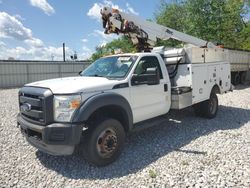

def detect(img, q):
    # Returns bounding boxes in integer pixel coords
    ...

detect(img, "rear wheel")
[193,102,204,117]
[232,72,240,85]
[240,71,247,84]
[79,118,125,166]
[193,91,218,119]
[202,92,218,119]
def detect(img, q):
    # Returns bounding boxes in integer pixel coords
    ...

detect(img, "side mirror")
[131,67,160,86]
[78,71,82,75]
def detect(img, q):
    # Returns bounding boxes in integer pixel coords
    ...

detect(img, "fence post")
[26,63,30,83]
[59,63,62,78]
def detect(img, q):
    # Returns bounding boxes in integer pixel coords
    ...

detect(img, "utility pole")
[51,54,54,61]
[63,43,66,62]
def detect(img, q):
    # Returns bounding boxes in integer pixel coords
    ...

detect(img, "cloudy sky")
[0,0,159,60]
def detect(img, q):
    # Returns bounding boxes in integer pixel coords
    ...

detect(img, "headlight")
[54,95,82,122]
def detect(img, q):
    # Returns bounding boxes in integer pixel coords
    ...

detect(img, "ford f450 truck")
[17,47,232,166]
[17,7,232,166]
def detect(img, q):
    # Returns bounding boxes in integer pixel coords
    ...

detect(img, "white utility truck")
[225,49,250,85]
[17,7,232,166]
[101,7,250,85]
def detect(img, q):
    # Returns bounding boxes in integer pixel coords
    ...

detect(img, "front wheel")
[79,118,125,166]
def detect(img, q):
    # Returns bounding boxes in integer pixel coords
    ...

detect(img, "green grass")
[181,161,189,166]
[149,169,157,178]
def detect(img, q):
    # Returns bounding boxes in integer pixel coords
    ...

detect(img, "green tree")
[105,36,136,53]
[91,36,136,61]
[155,0,187,47]
[91,0,250,59]
[90,46,104,61]
[155,0,250,49]
[240,22,250,49]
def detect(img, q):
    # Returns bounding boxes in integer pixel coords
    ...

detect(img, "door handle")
[164,84,168,92]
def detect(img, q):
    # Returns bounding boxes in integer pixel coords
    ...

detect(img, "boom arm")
[100,7,216,51]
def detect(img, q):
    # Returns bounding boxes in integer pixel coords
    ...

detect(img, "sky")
[0,0,161,60]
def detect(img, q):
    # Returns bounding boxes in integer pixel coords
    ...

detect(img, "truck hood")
[25,76,121,94]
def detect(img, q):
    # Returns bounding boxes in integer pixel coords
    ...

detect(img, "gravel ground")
[0,85,249,188]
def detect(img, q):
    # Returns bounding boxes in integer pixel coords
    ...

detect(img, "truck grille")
[19,87,53,125]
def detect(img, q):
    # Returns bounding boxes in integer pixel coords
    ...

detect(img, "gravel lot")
[0,85,249,188]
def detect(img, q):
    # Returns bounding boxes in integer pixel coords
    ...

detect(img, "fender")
[72,92,133,130]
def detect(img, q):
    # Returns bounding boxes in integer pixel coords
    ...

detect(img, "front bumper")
[17,114,84,156]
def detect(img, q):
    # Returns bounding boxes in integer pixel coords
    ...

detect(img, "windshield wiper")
[84,74,117,80]
[87,74,104,77]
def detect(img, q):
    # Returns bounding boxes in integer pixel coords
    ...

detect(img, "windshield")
[80,56,138,79]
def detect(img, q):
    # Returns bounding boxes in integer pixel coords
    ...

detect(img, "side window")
[134,56,163,79]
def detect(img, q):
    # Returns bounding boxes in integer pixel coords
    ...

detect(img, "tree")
[155,0,187,47]
[240,22,250,49]
[91,46,105,61]
[91,36,136,61]
[90,0,250,59]
[8,57,15,60]
[154,0,250,50]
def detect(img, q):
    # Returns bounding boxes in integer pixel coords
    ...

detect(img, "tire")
[240,71,247,84]
[79,118,125,166]
[231,73,235,85]
[193,92,218,119]
[232,72,240,85]
[193,102,204,117]
[202,92,218,119]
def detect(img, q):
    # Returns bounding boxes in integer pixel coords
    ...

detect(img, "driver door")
[130,56,170,123]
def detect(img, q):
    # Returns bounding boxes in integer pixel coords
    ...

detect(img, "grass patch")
[181,160,189,166]
[149,169,157,178]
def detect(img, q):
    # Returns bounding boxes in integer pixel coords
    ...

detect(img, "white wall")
[0,60,91,88]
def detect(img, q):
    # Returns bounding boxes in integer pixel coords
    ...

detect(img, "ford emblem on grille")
[21,103,32,112]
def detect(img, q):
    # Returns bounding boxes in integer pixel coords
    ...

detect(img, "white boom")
[100,7,216,51]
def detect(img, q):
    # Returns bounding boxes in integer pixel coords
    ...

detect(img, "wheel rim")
[96,128,118,158]
[209,97,217,115]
